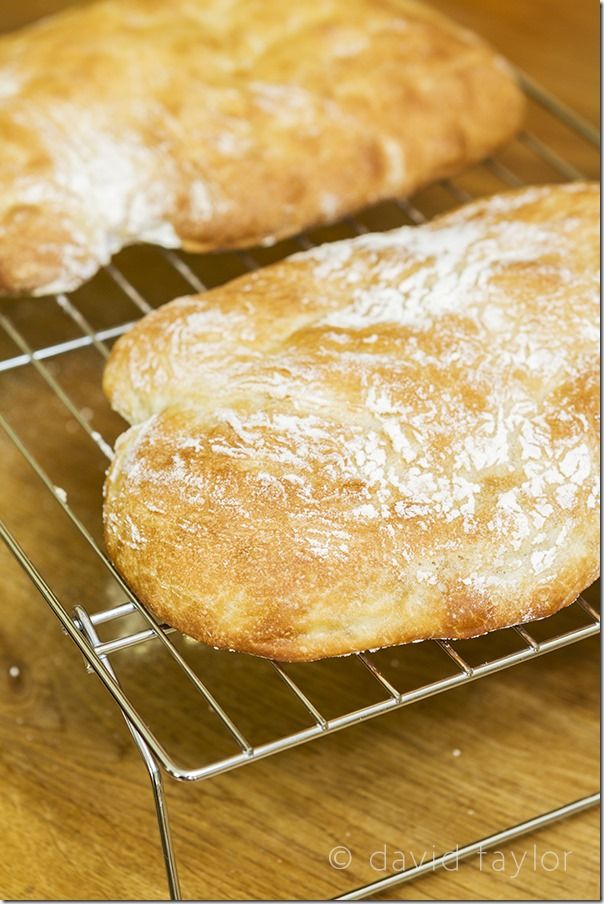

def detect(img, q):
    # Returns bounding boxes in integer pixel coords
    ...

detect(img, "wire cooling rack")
[0,72,600,900]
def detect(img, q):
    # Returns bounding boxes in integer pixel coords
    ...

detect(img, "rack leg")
[134,723,182,901]
[73,605,182,900]
[335,792,600,901]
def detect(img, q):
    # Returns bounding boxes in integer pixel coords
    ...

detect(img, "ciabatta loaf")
[0,0,524,296]
[103,184,600,661]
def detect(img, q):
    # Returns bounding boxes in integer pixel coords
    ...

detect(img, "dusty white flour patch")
[106,184,598,626]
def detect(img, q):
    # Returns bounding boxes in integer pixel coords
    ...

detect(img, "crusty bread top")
[104,184,599,661]
[0,0,523,295]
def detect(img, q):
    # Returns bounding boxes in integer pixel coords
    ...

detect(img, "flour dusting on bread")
[103,184,599,660]
[0,0,524,295]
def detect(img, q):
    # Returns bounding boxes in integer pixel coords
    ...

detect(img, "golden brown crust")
[103,184,600,661]
[0,0,524,296]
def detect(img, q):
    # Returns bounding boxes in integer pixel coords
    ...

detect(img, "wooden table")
[0,1,599,900]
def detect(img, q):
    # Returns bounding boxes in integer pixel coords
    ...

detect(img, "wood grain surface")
[0,1,599,901]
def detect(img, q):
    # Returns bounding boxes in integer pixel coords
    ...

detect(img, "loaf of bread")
[103,183,599,661]
[0,0,524,296]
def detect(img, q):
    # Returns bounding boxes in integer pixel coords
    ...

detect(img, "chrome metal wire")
[335,793,601,901]
[0,72,599,899]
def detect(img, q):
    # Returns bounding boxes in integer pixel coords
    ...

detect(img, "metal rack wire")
[0,71,600,900]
